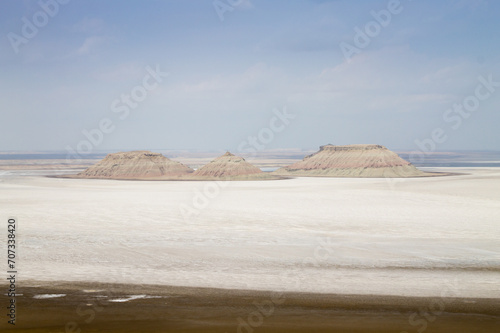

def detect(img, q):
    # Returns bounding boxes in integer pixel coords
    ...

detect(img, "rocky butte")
[192,152,282,180]
[75,151,193,179]
[274,144,441,178]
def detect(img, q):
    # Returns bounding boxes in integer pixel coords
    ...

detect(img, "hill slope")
[77,151,193,179]
[274,144,435,178]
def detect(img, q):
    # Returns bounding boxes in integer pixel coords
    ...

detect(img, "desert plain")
[0,157,499,332]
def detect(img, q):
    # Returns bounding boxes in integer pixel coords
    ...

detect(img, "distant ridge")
[274,144,440,178]
[60,145,449,180]
[76,151,193,179]
[62,151,285,181]
[193,152,263,177]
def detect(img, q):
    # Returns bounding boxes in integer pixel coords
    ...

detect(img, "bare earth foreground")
[2,282,499,332]
[0,167,499,331]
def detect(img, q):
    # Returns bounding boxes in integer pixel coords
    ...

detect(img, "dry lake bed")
[1,167,499,332]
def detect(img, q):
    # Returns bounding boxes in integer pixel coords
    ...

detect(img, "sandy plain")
[0,166,499,331]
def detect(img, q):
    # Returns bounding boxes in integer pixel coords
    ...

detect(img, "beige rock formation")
[193,152,263,178]
[274,144,439,178]
[76,151,193,179]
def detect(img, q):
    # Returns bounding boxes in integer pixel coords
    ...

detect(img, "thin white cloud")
[76,36,106,55]
[150,45,488,118]
[162,62,286,96]
[235,0,254,10]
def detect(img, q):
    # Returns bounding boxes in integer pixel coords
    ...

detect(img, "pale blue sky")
[1,0,499,153]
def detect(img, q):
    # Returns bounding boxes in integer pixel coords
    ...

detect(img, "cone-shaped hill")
[274,144,442,178]
[75,151,193,179]
[191,152,283,180]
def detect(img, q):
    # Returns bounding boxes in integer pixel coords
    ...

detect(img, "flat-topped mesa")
[319,144,385,151]
[301,144,411,169]
[193,151,262,177]
[274,144,427,178]
[77,151,193,179]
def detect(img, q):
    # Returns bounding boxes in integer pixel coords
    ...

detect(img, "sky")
[1,0,499,155]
